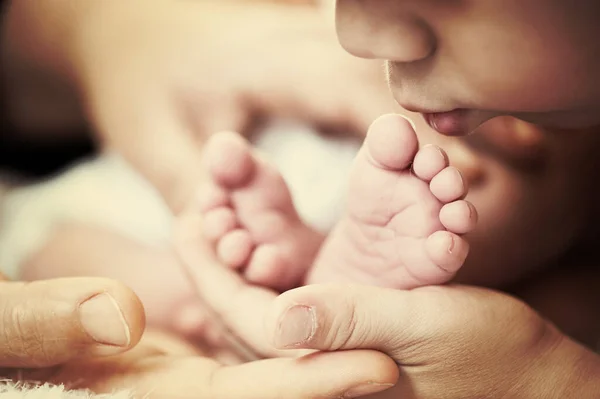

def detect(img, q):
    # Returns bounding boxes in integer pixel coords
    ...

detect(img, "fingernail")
[79,293,131,347]
[454,168,465,187]
[343,382,395,398]
[274,305,316,348]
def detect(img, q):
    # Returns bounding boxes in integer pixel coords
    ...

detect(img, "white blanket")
[0,119,361,279]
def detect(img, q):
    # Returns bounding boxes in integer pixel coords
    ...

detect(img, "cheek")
[447,18,589,112]
[458,48,582,112]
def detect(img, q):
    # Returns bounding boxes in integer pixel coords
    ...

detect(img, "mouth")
[422,109,471,136]
[393,100,472,136]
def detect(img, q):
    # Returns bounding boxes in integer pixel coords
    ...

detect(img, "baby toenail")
[447,234,455,254]
[431,145,447,162]
[467,202,477,220]
[454,168,463,181]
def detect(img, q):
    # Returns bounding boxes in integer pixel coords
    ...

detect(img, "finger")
[138,350,398,399]
[265,283,445,361]
[49,348,398,399]
[203,350,398,399]
[174,211,305,359]
[20,222,200,340]
[0,277,144,367]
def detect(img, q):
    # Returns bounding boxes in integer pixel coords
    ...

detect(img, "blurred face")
[336,0,600,135]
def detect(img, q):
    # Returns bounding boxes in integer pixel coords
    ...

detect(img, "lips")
[423,109,470,136]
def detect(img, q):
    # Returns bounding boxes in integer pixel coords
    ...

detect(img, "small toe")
[439,200,477,234]
[412,145,449,181]
[430,167,467,203]
[244,244,289,289]
[203,206,237,241]
[217,229,254,269]
[197,182,230,212]
[365,114,419,171]
[425,231,469,275]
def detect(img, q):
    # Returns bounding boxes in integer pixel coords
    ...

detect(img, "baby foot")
[306,114,477,289]
[199,131,323,291]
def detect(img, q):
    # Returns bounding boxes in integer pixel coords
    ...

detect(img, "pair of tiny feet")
[199,114,477,292]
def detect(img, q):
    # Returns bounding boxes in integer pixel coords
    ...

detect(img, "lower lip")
[423,109,469,136]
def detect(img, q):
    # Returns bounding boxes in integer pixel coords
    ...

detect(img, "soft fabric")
[0,119,360,279]
[0,382,130,399]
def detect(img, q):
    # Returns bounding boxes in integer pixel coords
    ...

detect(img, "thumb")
[0,276,145,367]
[265,284,441,361]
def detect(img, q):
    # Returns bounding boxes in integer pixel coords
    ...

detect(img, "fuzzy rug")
[0,382,131,399]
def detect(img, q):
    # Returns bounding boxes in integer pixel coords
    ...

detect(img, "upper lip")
[399,103,458,115]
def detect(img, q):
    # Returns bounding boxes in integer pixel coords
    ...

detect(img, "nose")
[335,0,435,62]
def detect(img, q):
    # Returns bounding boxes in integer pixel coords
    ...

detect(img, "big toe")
[365,114,419,171]
[205,131,256,188]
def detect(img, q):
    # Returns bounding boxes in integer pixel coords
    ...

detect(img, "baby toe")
[412,145,449,181]
[425,231,469,276]
[430,166,467,203]
[207,131,256,189]
[365,114,419,171]
[203,206,238,242]
[439,200,477,234]
[217,229,254,269]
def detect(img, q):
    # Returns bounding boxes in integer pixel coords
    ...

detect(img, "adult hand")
[6,329,398,399]
[0,275,144,367]
[175,207,291,359]
[172,229,600,399]
[5,0,391,339]
[5,0,392,213]
[264,284,600,399]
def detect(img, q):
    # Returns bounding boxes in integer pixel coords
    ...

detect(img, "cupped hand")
[5,329,398,399]
[264,284,600,399]
[176,195,600,398]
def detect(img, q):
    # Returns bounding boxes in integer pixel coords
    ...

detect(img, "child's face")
[336,0,600,134]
